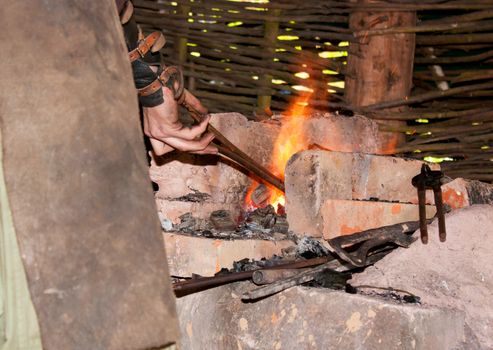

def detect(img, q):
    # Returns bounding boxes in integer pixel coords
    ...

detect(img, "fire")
[245,91,312,212]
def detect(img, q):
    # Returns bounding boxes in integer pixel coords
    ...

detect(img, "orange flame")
[269,92,312,208]
[244,91,312,212]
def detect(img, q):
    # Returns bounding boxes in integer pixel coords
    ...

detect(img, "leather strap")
[128,32,164,62]
[138,66,184,99]
[138,78,162,97]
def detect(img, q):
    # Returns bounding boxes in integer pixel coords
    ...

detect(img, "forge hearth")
[149,112,401,272]
[148,112,493,350]
[150,112,405,224]
[149,111,480,276]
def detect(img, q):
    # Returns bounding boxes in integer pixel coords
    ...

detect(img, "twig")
[362,81,493,111]
[354,20,493,37]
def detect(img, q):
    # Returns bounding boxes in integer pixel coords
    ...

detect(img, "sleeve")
[119,0,165,107]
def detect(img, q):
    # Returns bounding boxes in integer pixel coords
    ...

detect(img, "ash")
[294,236,330,259]
[231,255,286,272]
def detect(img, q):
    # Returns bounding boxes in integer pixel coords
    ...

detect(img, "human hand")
[142,87,218,155]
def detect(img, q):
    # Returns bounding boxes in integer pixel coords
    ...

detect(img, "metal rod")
[417,187,428,244]
[181,92,285,192]
[173,256,330,297]
[242,251,390,301]
[215,144,285,192]
[433,186,447,242]
[252,268,309,285]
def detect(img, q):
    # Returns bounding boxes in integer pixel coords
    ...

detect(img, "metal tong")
[411,164,446,244]
[167,66,285,192]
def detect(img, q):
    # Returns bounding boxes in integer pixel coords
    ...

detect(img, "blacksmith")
[0,1,213,348]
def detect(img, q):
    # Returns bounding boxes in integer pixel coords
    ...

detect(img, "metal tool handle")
[433,186,447,242]
[417,187,428,244]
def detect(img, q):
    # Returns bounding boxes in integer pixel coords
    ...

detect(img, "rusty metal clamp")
[412,164,446,244]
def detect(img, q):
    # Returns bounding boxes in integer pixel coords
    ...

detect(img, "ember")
[245,91,313,212]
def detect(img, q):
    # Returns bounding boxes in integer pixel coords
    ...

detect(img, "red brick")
[164,232,294,277]
[285,150,439,237]
[321,199,436,240]
[440,177,493,209]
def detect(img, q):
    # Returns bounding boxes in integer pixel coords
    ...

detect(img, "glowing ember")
[245,91,312,212]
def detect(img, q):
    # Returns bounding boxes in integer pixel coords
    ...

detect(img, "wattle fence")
[135,0,493,181]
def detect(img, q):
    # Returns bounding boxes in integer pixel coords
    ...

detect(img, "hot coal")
[168,208,292,241]
[250,184,271,208]
[209,210,237,231]
[244,205,289,234]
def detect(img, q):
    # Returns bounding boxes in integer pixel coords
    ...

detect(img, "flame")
[244,91,312,212]
[271,92,312,177]
[269,92,312,207]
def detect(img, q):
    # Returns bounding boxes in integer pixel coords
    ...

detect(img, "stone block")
[322,200,436,240]
[305,114,397,154]
[440,177,493,209]
[285,150,438,237]
[150,154,250,205]
[164,232,294,277]
[285,151,353,237]
[176,283,466,350]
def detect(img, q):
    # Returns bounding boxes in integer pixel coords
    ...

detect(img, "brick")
[176,283,466,350]
[440,177,493,209]
[352,153,440,204]
[285,151,353,237]
[164,232,294,277]
[321,199,436,240]
[285,150,439,237]
[150,154,250,205]
[305,114,397,154]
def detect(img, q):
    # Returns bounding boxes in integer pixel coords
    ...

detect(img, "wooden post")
[176,3,190,65]
[257,8,281,117]
[345,0,417,151]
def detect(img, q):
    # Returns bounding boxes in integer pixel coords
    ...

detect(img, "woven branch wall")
[135,0,493,181]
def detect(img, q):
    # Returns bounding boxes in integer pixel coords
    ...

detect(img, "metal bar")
[433,186,447,242]
[173,256,330,297]
[181,93,285,192]
[252,268,309,285]
[417,187,428,244]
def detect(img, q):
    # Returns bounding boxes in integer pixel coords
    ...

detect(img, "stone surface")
[176,283,466,350]
[440,178,493,209]
[164,232,294,277]
[321,200,436,239]
[285,150,438,237]
[304,114,400,154]
[351,205,493,348]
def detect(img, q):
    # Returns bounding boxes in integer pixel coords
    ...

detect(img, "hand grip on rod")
[181,91,285,192]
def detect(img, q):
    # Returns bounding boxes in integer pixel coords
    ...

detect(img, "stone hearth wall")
[150,112,399,224]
